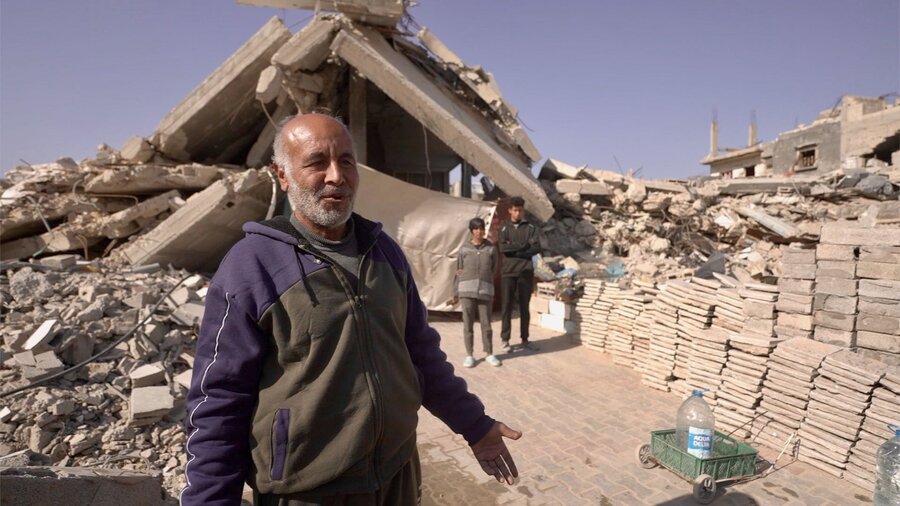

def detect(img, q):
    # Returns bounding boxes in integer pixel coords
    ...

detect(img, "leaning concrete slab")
[331,26,554,221]
[0,466,164,506]
[118,169,272,271]
[270,16,338,72]
[151,17,291,163]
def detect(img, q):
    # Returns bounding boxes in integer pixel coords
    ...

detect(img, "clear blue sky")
[2,1,898,179]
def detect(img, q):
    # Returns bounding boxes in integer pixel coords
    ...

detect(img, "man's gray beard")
[287,182,354,229]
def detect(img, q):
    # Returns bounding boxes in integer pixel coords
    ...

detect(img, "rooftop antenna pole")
[749,110,758,147]
[709,108,719,158]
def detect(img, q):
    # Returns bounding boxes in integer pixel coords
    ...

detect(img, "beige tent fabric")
[355,164,495,311]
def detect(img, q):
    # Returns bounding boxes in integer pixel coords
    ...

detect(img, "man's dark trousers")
[500,271,533,344]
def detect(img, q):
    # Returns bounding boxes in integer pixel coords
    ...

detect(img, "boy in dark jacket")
[454,217,500,368]
[181,114,521,505]
[499,197,541,352]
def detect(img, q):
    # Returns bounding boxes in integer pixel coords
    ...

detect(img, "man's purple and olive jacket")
[181,214,495,505]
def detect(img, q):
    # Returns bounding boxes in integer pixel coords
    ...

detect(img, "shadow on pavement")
[654,490,760,505]
[498,333,578,361]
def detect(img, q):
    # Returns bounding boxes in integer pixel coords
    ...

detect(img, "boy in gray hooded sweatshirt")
[454,217,501,367]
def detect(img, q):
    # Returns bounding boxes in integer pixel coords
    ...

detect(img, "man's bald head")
[273,113,354,172]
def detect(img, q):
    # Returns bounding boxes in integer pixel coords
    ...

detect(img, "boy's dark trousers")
[500,271,533,344]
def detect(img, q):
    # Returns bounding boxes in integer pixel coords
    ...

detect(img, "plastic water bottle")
[676,389,716,459]
[874,423,900,506]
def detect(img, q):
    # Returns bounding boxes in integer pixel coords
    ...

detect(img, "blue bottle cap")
[890,423,900,436]
[692,388,709,397]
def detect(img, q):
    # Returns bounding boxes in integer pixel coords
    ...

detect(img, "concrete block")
[859,297,900,318]
[774,325,813,340]
[856,261,900,281]
[743,317,775,336]
[547,300,573,319]
[0,466,164,506]
[816,244,856,261]
[124,292,155,309]
[174,369,193,390]
[151,16,290,162]
[814,311,856,331]
[49,400,75,416]
[255,65,283,103]
[858,279,900,301]
[813,293,858,315]
[0,407,12,423]
[857,313,900,335]
[129,363,166,388]
[815,277,858,297]
[272,16,338,71]
[858,246,900,264]
[814,326,856,348]
[119,136,155,163]
[120,169,272,272]
[816,260,856,279]
[170,302,206,327]
[782,249,816,264]
[778,278,815,295]
[820,223,900,246]
[579,181,611,196]
[780,263,816,280]
[129,386,174,426]
[776,313,814,331]
[538,313,576,334]
[742,300,775,319]
[66,433,100,456]
[36,254,79,270]
[776,293,814,314]
[554,179,582,194]
[856,330,900,354]
[529,297,550,314]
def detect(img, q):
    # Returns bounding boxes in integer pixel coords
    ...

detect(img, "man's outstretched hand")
[470,421,522,485]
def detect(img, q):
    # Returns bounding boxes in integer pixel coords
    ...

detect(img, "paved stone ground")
[417,316,874,506]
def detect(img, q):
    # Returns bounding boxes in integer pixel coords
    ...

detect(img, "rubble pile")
[0,262,207,501]
[535,158,900,284]
[1,156,274,272]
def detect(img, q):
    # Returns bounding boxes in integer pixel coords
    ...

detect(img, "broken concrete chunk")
[23,320,59,352]
[174,369,193,390]
[36,254,79,270]
[129,386,174,426]
[130,363,166,388]
[119,135,155,163]
[170,302,206,327]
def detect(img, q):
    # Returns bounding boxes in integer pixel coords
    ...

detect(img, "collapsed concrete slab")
[118,169,272,271]
[84,164,221,194]
[0,466,164,506]
[151,17,291,163]
[331,26,553,221]
[270,16,338,72]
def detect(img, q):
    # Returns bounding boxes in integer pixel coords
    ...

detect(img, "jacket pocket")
[271,408,289,481]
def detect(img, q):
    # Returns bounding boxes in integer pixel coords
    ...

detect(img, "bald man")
[181,114,521,506]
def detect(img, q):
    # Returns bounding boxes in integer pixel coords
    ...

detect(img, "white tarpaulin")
[355,164,495,311]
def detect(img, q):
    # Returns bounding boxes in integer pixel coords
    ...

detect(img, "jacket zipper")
[296,236,385,488]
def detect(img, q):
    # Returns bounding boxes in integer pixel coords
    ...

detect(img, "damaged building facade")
[703,95,900,178]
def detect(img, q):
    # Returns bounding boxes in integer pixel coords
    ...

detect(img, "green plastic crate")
[649,429,757,482]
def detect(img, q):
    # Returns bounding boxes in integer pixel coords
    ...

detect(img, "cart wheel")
[635,443,657,469]
[692,474,716,504]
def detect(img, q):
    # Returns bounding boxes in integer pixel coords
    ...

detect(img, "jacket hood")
[242,213,384,250]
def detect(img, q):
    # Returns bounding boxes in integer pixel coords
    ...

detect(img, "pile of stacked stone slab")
[670,280,717,395]
[606,287,645,367]
[713,280,781,439]
[752,338,841,451]
[774,246,816,340]
[845,366,900,491]
[641,284,679,392]
[796,350,885,478]
[572,279,605,350]
[0,262,208,499]
[630,279,658,376]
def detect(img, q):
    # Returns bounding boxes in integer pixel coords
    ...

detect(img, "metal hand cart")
[636,429,758,504]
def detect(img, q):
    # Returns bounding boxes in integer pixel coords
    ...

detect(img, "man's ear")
[273,163,290,192]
